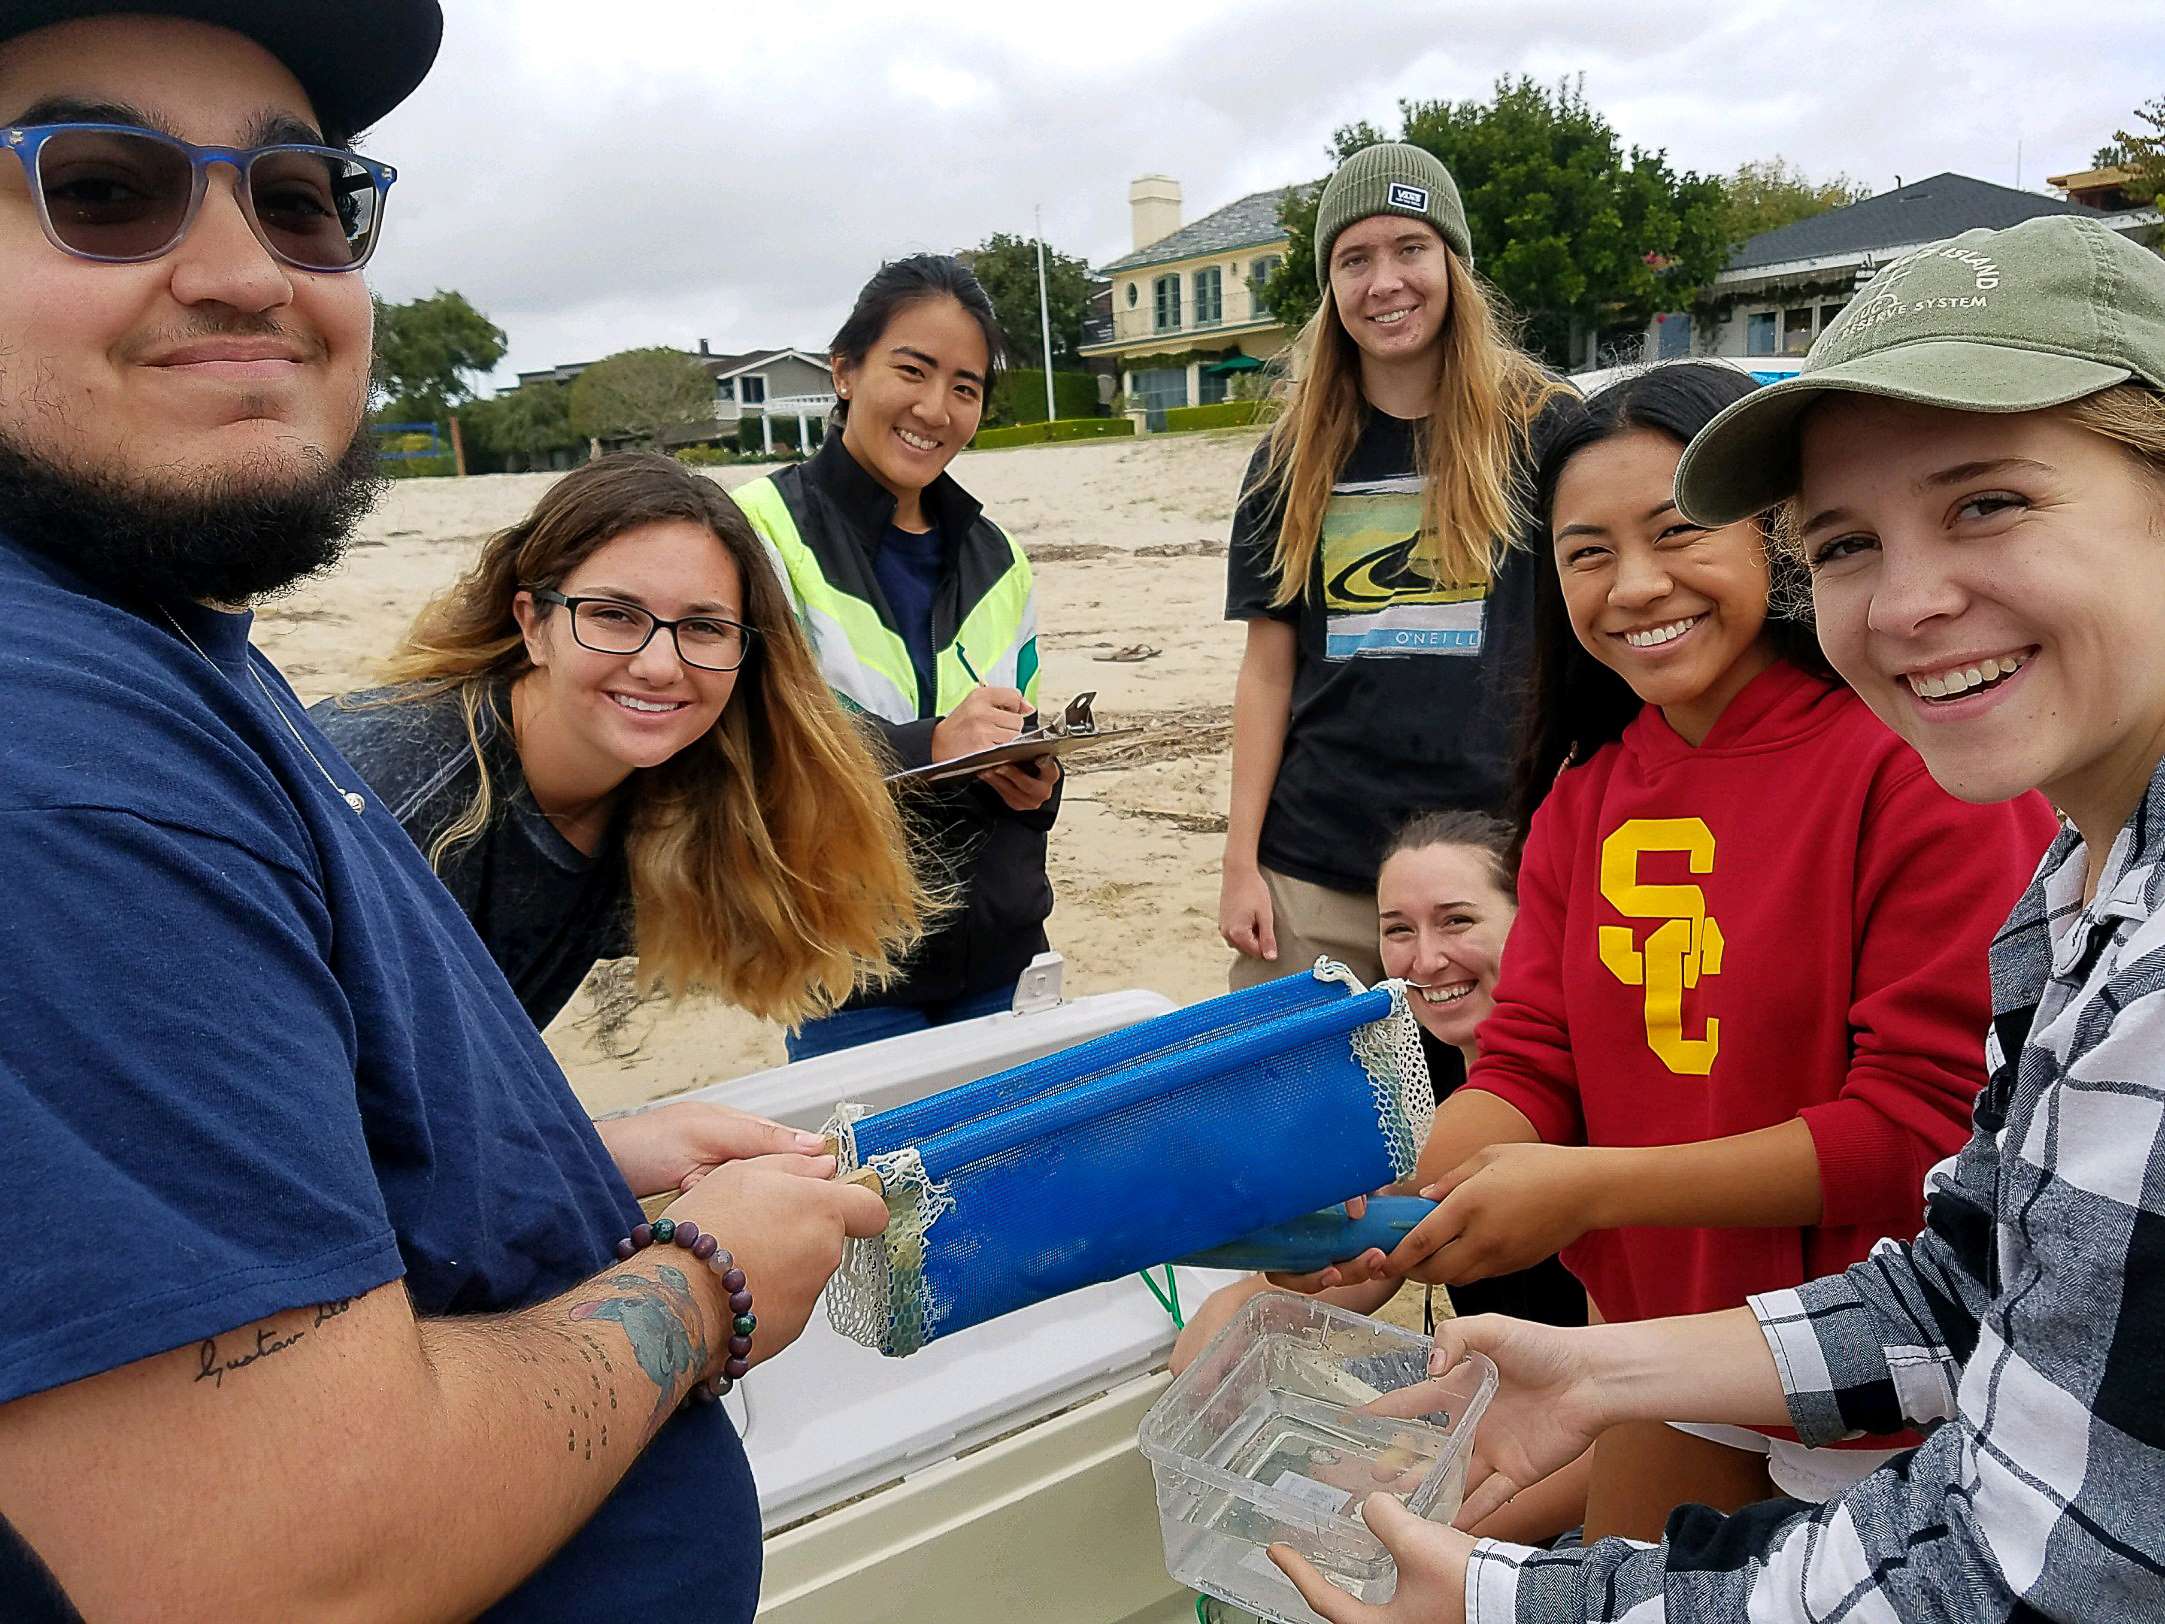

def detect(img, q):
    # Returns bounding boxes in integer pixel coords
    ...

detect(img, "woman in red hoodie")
[1388,361,2058,1537]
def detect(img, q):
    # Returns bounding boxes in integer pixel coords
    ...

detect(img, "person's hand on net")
[1269,1491,1475,1624]
[1421,1315,1615,1531]
[1261,1194,1389,1294]
[1394,1143,1612,1285]
[1217,863,1278,961]
[591,1099,830,1198]
[931,684,1028,760]
[662,1152,887,1369]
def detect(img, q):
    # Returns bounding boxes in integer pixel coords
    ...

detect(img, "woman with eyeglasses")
[313,452,932,1034]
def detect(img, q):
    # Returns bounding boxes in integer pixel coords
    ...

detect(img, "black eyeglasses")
[3,123,394,272]
[530,589,756,673]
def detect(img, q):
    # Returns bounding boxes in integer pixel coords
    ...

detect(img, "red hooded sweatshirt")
[1469,660,2057,1332]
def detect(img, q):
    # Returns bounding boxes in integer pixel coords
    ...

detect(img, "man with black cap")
[0,8,883,1618]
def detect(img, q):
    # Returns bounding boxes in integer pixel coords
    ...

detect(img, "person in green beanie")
[1268,213,2165,1624]
[1218,141,1570,1016]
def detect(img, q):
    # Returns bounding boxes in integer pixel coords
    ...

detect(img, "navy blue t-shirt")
[0,538,759,1620]
[872,521,943,717]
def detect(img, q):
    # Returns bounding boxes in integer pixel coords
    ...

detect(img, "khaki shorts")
[1227,865,1384,992]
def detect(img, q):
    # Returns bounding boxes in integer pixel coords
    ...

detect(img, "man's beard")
[0,425,385,605]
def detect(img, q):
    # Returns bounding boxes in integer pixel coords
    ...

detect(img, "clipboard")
[884,690,1144,787]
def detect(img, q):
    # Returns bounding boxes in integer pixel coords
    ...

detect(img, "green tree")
[1257,78,1731,370]
[371,289,506,425]
[462,380,577,470]
[966,232,1093,369]
[567,347,715,449]
[1719,158,1871,246]
[2106,97,2165,204]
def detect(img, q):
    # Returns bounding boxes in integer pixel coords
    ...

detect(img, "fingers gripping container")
[823,961,1431,1356]
[1138,1292,1497,1623]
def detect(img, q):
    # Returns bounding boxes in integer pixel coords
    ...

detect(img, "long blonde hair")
[379,453,934,1027]
[1257,249,1564,607]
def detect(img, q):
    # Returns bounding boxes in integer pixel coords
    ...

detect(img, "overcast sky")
[361,0,2165,389]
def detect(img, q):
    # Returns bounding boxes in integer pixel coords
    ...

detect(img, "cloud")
[361,0,2165,385]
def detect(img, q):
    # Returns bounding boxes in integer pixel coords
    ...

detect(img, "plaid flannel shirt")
[1468,766,2165,1622]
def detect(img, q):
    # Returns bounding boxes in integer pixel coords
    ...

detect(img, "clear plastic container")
[1138,1292,1496,1624]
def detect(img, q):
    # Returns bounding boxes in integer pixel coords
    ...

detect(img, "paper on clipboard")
[884,690,1144,786]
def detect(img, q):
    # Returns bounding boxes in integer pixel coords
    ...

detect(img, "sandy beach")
[263,429,1264,1117]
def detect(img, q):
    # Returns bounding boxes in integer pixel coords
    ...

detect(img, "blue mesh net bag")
[823,961,1432,1356]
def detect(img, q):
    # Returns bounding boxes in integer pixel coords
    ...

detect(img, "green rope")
[1194,1594,1210,1623]
[1141,1263,1184,1328]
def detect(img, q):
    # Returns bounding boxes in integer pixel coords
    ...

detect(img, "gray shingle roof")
[1727,172,2097,272]
[1099,184,1312,274]
[513,345,819,390]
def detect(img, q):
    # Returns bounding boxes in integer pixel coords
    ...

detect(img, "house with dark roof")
[511,339,834,452]
[1080,176,1311,425]
[1640,171,2160,364]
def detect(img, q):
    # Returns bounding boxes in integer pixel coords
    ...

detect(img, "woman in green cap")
[1267,213,2165,1622]
[1218,141,1570,1026]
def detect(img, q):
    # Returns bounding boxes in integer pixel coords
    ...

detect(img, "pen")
[956,646,985,687]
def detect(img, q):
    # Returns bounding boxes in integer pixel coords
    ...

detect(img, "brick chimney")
[1130,175,1181,252]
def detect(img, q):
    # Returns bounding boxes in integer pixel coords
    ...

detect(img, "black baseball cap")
[0,2,444,136]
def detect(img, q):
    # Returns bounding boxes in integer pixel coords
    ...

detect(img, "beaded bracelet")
[613,1217,756,1399]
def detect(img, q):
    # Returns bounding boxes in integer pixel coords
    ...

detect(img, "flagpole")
[1035,205,1056,424]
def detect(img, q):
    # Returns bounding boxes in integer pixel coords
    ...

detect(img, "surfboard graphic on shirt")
[1319,474,1488,659]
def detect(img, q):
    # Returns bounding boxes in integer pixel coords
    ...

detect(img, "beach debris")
[1095,644,1161,663]
[1023,541,1119,563]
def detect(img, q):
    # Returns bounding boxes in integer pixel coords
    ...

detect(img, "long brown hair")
[1256,248,1565,606]
[378,453,934,1026]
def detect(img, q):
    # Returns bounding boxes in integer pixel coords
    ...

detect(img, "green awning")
[1202,354,1264,376]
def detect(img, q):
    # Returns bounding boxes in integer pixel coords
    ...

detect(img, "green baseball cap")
[1674,214,2165,525]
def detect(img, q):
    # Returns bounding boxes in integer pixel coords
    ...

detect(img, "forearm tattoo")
[568,1264,708,1434]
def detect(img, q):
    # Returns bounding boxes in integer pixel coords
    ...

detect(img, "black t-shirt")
[1419,1030,1588,1329]
[1226,403,1562,894]
[313,686,634,1029]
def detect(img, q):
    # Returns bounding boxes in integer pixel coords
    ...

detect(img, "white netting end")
[821,1104,953,1356]
[1311,961,1434,1182]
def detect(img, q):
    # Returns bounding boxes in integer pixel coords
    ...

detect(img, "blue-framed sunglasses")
[3,123,394,272]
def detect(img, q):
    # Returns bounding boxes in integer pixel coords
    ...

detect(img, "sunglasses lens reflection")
[36,127,192,260]
[248,147,379,269]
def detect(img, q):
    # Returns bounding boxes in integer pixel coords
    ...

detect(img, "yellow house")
[1081,176,1306,425]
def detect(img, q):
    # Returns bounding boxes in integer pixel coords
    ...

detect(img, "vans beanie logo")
[1313,142,1474,291]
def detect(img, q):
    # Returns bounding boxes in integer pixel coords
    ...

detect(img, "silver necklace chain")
[159,607,367,815]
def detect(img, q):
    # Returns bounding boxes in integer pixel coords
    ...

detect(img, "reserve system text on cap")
[0,1,444,136]
[1674,213,2165,526]
[1314,142,1474,292]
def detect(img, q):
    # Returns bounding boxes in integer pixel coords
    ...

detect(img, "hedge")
[973,416,1136,450]
[1163,400,1266,432]
[382,453,458,479]
[989,367,1101,426]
